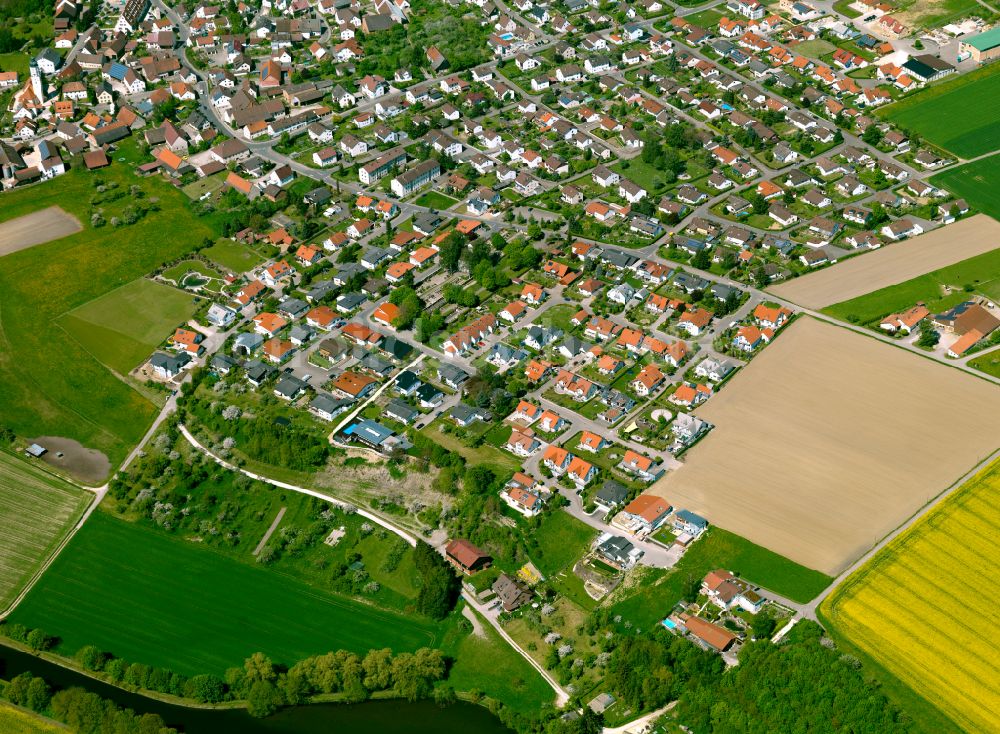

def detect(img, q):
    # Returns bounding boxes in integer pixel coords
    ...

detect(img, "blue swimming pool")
[499,32,515,40]
[662,618,677,630]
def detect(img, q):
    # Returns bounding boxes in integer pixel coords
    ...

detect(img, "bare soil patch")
[30,436,111,486]
[768,215,1000,309]
[649,318,1000,575]
[0,207,82,256]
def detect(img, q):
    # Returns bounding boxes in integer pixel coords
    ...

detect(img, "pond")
[0,643,513,734]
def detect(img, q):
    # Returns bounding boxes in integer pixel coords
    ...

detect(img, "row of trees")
[0,672,175,734]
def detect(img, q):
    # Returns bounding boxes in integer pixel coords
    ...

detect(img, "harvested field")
[767,215,1000,309]
[0,451,91,612]
[649,317,1000,575]
[820,458,1000,733]
[0,206,81,256]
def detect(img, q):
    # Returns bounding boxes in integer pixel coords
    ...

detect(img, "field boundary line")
[808,448,1000,616]
[253,507,287,556]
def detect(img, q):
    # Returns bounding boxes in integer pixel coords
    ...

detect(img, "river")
[0,643,512,733]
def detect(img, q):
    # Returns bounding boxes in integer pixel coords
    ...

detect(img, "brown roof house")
[445,539,491,574]
[491,573,532,611]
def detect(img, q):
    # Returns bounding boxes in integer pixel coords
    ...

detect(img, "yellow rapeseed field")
[821,458,1000,733]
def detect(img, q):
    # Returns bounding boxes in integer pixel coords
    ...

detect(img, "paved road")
[180,421,572,706]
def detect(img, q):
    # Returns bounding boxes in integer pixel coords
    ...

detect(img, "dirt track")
[0,207,82,256]
[767,215,1000,309]
[649,318,1000,575]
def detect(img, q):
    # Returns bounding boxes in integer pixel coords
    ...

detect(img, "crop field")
[930,152,1000,222]
[649,317,1000,575]
[881,64,1000,158]
[0,148,217,469]
[820,458,1000,734]
[9,513,443,676]
[822,245,1000,325]
[768,215,1000,309]
[0,451,90,612]
[60,279,199,375]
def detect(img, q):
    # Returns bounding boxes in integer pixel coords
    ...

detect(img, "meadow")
[201,239,266,274]
[930,152,1000,222]
[881,64,1000,158]
[650,318,1000,575]
[0,143,218,470]
[440,610,555,715]
[612,527,832,629]
[9,513,443,676]
[820,458,1000,734]
[822,245,1000,325]
[0,451,90,612]
[60,279,199,375]
[967,348,1000,378]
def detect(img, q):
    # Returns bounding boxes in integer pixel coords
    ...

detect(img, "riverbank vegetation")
[1,670,176,734]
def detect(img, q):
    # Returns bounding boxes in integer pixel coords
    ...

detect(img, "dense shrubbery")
[413,542,460,620]
[673,623,911,733]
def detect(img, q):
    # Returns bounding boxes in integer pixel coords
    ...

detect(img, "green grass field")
[202,239,266,274]
[0,452,90,612]
[60,279,199,375]
[528,511,596,578]
[9,513,443,676]
[413,191,458,210]
[822,247,1000,325]
[967,348,1000,378]
[0,145,218,469]
[881,65,1000,158]
[930,153,1000,222]
[0,52,29,78]
[441,608,554,715]
[613,527,833,629]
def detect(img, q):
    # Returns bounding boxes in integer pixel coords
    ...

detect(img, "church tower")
[29,59,44,101]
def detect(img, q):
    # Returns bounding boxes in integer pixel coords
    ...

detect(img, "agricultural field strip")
[767,215,1000,309]
[0,455,90,608]
[649,317,1000,575]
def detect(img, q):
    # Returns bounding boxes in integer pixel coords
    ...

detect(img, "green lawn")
[0,451,90,611]
[793,39,837,58]
[968,349,1000,378]
[612,527,832,629]
[822,247,1000,326]
[528,511,596,578]
[930,153,1000,221]
[60,279,199,375]
[9,513,444,676]
[440,607,554,715]
[202,239,266,274]
[881,64,1000,158]
[161,260,222,282]
[413,191,458,209]
[0,52,29,78]
[0,146,218,469]
[417,420,522,477]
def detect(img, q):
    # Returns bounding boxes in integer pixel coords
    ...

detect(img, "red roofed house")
[446,539,492,574]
